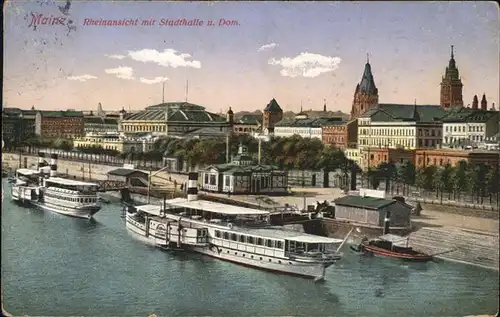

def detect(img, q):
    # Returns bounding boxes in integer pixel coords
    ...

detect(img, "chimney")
[472,95,479,110]
[481,94,487,110]
[50,153,58,177]
[37,152,45,171]
[37,152,46,186]
[383,210,391,235]
[187,172,199,201]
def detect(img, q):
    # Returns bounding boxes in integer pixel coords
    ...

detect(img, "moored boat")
[356,234,433,262]
[351,211,433,262]
[126,172,353,280]
[11,152,102,219]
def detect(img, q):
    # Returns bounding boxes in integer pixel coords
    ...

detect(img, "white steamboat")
[126,172,350,280]
[11,152,101,219]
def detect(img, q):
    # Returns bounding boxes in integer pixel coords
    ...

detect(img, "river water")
[1,180,498,316]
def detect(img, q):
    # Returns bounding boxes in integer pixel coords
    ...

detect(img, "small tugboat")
[351,211,433,262]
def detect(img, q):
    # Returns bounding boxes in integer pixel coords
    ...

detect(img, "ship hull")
[191,245,330,280]
[32,201,101,219]
[361,244,433,262]
[125,215,333,280]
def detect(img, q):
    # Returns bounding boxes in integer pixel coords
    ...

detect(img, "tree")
[416,165,437,193]
[486,166,500,206]
[400,161,416,196]
[440,164,454,200]
[452,160,468,200]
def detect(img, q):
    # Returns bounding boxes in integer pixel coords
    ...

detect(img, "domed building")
[120,102,232,137]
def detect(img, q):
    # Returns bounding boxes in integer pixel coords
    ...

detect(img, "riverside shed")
[107,168,149,187]
[333,195,412,228]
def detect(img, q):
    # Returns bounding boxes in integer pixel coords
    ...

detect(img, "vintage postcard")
[2,1,499,316]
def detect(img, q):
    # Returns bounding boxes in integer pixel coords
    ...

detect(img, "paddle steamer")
[126,172,351,280]
[11,153,102,219]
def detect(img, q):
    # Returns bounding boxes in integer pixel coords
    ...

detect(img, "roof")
[39,110,84,118]
[275,117,335,128]
[46,177,98,186]
[165,198,270,215]
[333,195,398,210]
[124,102,225,123]
[206,163,281,175]
[135,204,163,216]
[234,227,343,243]
[16,168,39,176]
[360,104,446,122]
[264,98,283,112]
[442,108,498,123]
[237,114,262,125]
[357,62,378,95]
[108,168,148,177]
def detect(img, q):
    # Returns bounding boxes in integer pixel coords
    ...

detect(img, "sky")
[3,1,499,114]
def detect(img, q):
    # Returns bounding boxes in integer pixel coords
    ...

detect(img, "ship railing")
[286,250,343,262]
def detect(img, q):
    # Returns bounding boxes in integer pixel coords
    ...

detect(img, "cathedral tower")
[350,55,379,119]
[440,45,464,109]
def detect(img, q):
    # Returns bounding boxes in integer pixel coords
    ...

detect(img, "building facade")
[274,113,334,139]
[233,114,262,135]
[360,148,415,170]
[120,102,231,137]
[262,98,283,134]
[415,149,500,168]
[321,118,347,147]
[440,46,464,109]
[357,104,446,150]
[84,116,120,134]
[2,108,37,144]
[35,110,84,138]
[343,148,362,167]
[333,195,412,229]
[73,133,155,153]
[350,57,379,119]
[442,100,499,147]
[200,144,288,194]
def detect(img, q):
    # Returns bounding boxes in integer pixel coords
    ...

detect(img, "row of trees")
[370,160,500,205]
[10,135,357,172]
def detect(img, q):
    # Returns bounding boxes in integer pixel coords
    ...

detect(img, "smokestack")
[383,210,391,235]
[50,153,58,177]
[350,163,357,191]
[37,152,45,171]
[187,172,199,201]
[37,152,45,186]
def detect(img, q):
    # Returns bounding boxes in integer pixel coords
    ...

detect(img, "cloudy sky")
[3,1,499,114]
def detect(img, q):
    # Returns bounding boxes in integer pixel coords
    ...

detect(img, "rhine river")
[2,180,498,316]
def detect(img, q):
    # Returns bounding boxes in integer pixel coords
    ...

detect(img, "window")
[239,235,245,243]
[257,238,264,246]
[266,240,274,248]
[225,175,230,186]
[231,233,237,241]
[247,236,254,244]
[204,174,209,184]
[223,232,229,240]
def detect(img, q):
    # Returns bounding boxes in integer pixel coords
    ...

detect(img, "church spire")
[350,55,379,119]
[440,45,463,109]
